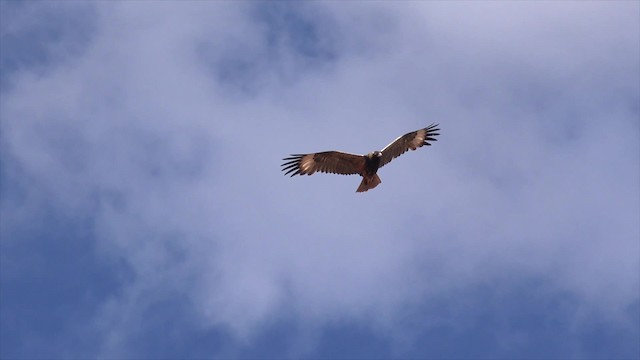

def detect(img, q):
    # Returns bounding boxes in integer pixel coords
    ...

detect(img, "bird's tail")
[356,174,382,193]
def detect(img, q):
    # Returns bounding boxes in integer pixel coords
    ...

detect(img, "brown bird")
[282,124,440,192]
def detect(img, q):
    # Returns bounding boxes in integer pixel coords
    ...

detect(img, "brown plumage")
[282,124,440,192]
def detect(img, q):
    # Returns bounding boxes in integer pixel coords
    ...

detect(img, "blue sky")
[1,1,639,359]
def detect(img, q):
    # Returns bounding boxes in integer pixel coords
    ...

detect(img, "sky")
[1,1,639,359]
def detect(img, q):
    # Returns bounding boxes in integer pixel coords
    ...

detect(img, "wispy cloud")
[1,1,638,358]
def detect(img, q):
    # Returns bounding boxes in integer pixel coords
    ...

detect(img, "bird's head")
[367,151,383,159]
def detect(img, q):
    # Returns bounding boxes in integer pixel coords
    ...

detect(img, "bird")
[281,124,440,192]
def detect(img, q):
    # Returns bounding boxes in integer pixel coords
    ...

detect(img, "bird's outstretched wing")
[379,124,440,168]
[282,151,364,176]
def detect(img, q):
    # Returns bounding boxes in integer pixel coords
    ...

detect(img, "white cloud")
[2,1,638,356]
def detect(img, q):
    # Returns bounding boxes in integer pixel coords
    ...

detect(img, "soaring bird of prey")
[281,124,440,192]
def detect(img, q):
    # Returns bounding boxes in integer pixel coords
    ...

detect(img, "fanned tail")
[356,174,382,193]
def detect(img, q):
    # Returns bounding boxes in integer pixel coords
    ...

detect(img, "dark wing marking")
[379,124,440,168]
[282,151,364,176]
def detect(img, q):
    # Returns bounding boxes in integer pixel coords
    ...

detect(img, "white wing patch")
[300,155,315,174]
[410,129,426,150]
